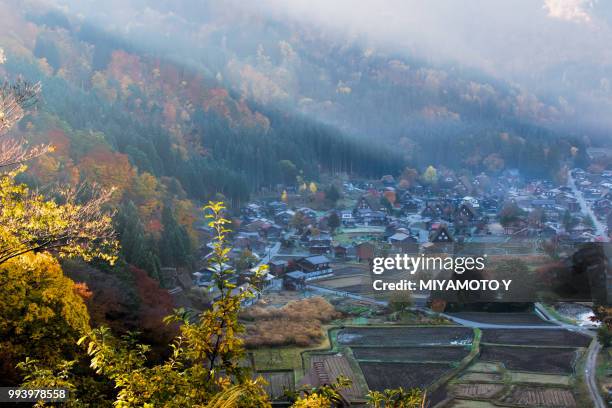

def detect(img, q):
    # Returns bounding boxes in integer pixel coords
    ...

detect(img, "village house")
[333,244,353,259]
[267,201,288,214]
[307,233,333,255]
[296,255,332,276]
[234,232,261,249]
[429,224,454,243]
[355,209,387,225]
[268,259,288,276]
[340,210,355,226]
[456,202,478,223]
[355,194,386,212]
[355,241,375,262]
[388,231,418,253]
[242,203,263,218]
[193,262,234,287]
[381,174,396,186]
[297,207,317,218]
[274,209,296,226]
[284,271,306,290]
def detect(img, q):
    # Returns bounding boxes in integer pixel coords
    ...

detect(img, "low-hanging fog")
[49,0,612,139]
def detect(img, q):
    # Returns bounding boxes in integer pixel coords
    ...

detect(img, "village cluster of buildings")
[186,167,612,303]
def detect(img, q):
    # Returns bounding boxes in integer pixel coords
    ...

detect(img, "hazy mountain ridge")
[32,0,582,137]
[0,0,402,203]
[0,0,597,182]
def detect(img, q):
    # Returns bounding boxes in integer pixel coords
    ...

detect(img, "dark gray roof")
[304,255,331,265]
[286,271,306,279]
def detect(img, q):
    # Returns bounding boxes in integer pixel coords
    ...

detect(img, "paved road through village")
[568,171,608,241]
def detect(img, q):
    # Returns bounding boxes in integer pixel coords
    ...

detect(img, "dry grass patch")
[243,296,339,348]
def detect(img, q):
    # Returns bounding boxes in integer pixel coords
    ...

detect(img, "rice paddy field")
[247,291,593,407]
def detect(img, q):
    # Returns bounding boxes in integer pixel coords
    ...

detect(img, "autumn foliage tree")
[0,78,47,168]
[0,252,90,385]
[0,174,118,265]
[0,66,118,266]
[0,64,118,387]
[22,202,270,407]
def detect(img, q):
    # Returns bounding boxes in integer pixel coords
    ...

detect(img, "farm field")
[251,317,590,405]
[251,347,305,372]
[337,326,473,346]
[467,362,502,373]
[360,362,453,391]
[436,326,590,408]
[458,372,503,382]
[329,264,369,277]
[509,372,572,386]
[326,326,479,399]
[451,383,504,399]
[501,385,577,407]
[481,329,591,347]
[312,275,369,289]
[450,312,554,325]
[333,227,385,245]
[479,345,578,374]
[446,400,499,408]
[352,346,469,362]
[258,371,294,399]
[307,354,365,401]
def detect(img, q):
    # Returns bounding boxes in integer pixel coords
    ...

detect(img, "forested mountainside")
[0,1,402,281]
[2,4,401,199]
[30,0,592,176]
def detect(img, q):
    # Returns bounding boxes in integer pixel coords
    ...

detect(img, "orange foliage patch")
[130,266,174,337]
[73,282,93,301]
[78,147,136,198]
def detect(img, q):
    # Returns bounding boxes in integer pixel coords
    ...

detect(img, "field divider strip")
[479,342,581,349]
[428,328,482,405]
[354,359,457,364]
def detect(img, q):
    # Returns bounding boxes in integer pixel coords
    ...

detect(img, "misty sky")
[53,0,612,75]
[253,0,612,81]
[51,0,612,133]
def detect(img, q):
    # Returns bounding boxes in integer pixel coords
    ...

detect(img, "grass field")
[251,330,331,373]
[458,372,503,382]
[509,372,572,386]
[596,346,612,398]
[251,347,307,372]
[467,362,502,373]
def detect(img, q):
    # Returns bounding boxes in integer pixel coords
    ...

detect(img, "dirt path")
[585,339,606,408]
